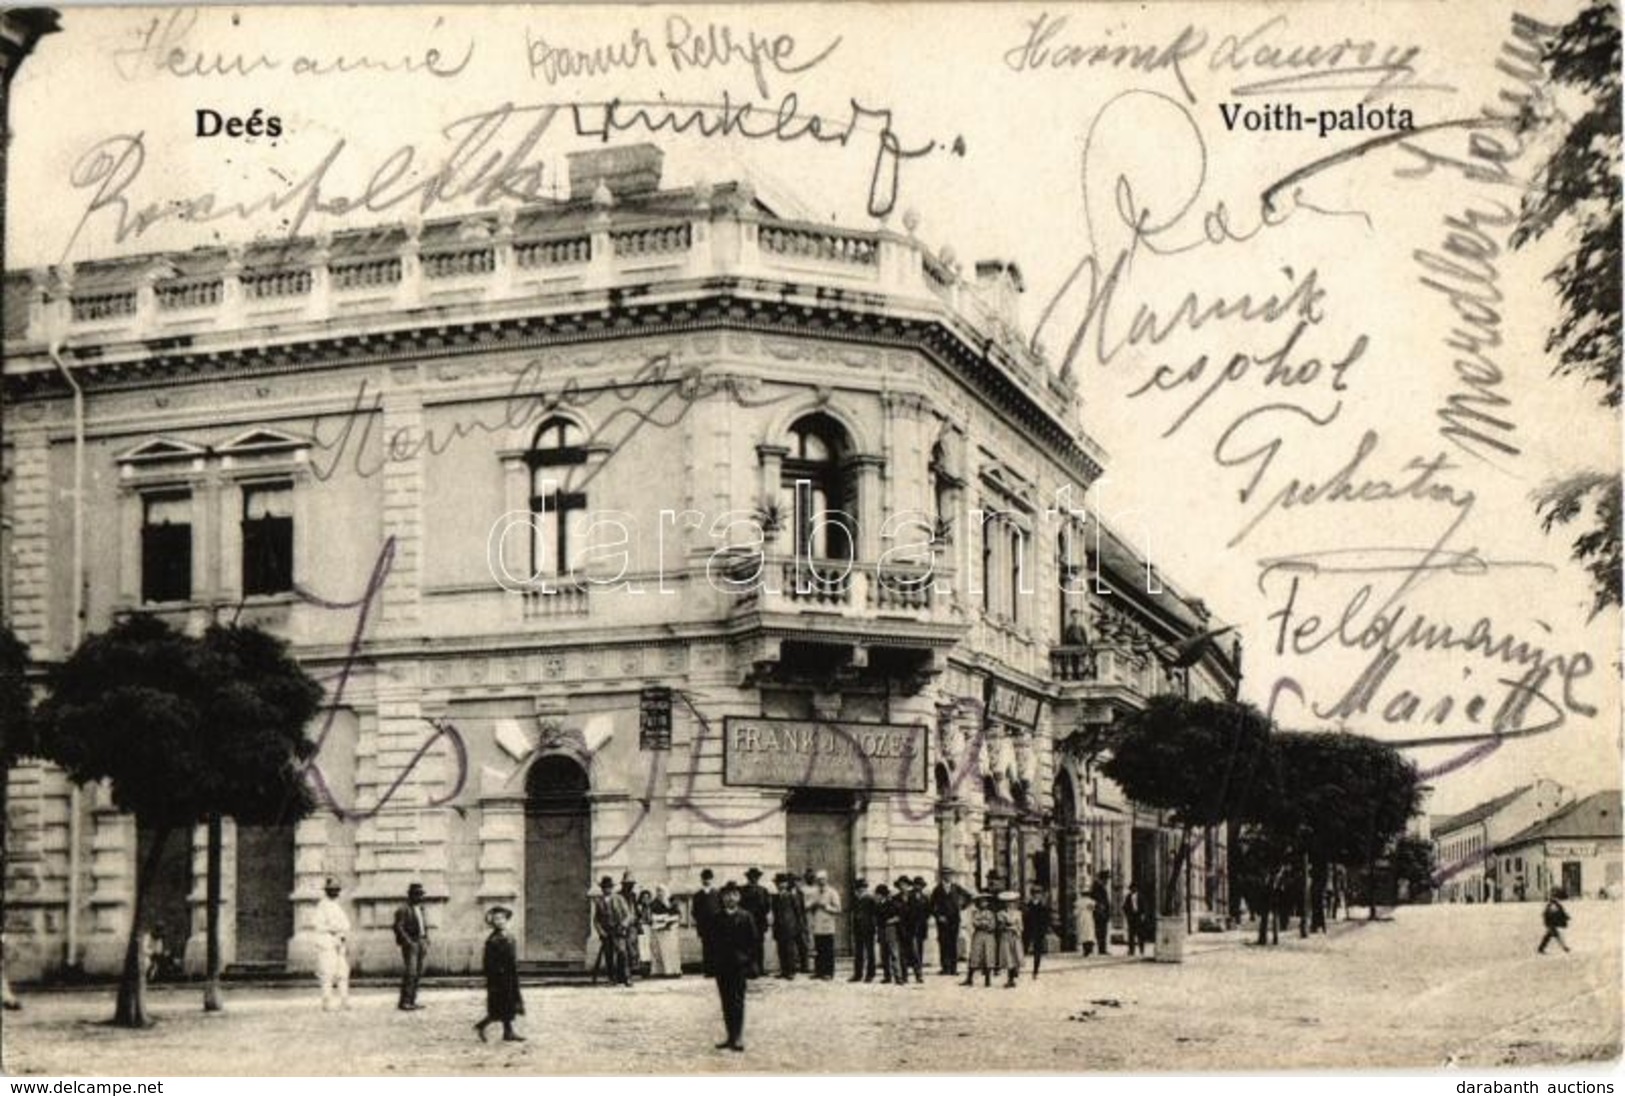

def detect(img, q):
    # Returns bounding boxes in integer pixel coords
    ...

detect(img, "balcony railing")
[23,205,1094,439]
[727,555,950,624]
[1050,643,1167,694]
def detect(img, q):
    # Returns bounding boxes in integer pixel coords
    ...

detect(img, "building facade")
[2,145,1240,978]
[1493,790,1623,902]
[1432,779,1572,904]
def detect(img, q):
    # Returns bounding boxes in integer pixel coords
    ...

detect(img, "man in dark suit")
[710,881,757,1052]
[691,868,722,976]
[770,873,803,979]
[900,876,927,983]
[392,881,430,1010]
[930,868,967,975]
[739,867,771,979]
[1089,872,1113,957]
[849,878,877,982]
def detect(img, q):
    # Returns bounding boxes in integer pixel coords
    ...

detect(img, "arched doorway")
[525,755,591,962]
[1053,770,1079,951]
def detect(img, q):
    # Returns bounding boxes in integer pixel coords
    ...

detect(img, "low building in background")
[1493,790,1624,902]
[1432,780,1573,904]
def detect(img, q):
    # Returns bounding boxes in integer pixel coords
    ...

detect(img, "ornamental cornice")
[5,283,1105,485]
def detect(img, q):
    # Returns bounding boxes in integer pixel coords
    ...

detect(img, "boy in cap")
[312,876,351,1011]
[392,881,430,1010]
[475,906,524,1042]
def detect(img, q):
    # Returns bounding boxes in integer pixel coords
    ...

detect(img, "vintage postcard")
[0,0,1620,1079]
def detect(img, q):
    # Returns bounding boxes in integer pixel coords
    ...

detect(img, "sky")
[5,1,1621,816]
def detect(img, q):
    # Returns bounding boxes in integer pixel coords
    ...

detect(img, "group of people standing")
[303,866,1153,1056]
[590,874,684,985]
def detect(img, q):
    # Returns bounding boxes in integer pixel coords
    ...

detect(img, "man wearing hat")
[930,868,968,976]
[910,877,931,974]
[896,876,924,983]
[592,876,633,986]
[875,883,904,985]
[848,878,877,983]
[739,868,771,979]
[392,881,431,1010]
[709,881,757,1051]
[617,874,641,984]
[807,870,842,980]
[311,876,351,1011]
[770,874,802,979]
[692,868,722,976]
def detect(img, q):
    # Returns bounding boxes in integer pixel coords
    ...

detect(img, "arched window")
[782,414,854,561]
[529,418,588,577]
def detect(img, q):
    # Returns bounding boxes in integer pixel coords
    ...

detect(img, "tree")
[1102,695,1274,916]
[1512,0,1622,617]
[1391,835,1438,902]
[193,624,322,1011]
[36,616,321,1026]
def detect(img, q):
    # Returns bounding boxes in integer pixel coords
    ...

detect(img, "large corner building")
[2,145,1241,977]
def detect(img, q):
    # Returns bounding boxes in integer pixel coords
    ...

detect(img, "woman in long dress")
[649,884,684,978]
[995,891,1024,987]
[962,894,997,987]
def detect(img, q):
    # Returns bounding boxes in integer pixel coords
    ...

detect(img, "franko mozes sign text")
[723,717,928,792]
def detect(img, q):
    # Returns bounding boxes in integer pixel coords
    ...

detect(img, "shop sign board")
[723,717,928,792]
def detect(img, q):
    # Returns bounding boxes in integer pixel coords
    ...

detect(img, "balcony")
[1049,642,1175,702]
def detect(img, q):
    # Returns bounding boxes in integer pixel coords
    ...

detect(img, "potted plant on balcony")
[930,514,954,553]
[753,496,786,539]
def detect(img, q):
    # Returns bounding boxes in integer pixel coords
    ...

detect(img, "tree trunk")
[1310,859,1328,933]
[1162,825,1192,917]
[1299,852,1311,938]
[203,814,223,1012]
[114,825,170,1027]
[1367,845,1379,921]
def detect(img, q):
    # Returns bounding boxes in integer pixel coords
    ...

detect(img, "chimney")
[567,144,664,202]
[973,259,1024,327]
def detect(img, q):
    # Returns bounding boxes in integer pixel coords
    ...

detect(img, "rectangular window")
[1008,525,1025,623]
[533,491,587,577]
[242,483,294,595]
[141,491,193,604]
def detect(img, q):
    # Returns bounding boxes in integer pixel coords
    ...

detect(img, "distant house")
[1494,791,1624,901]
[1432,780,1572,903]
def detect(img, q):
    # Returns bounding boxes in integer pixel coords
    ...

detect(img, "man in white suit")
[312,876,352,1011]
[808,870,843,980]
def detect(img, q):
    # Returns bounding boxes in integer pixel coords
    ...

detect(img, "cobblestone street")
[4,903,1619,1075]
